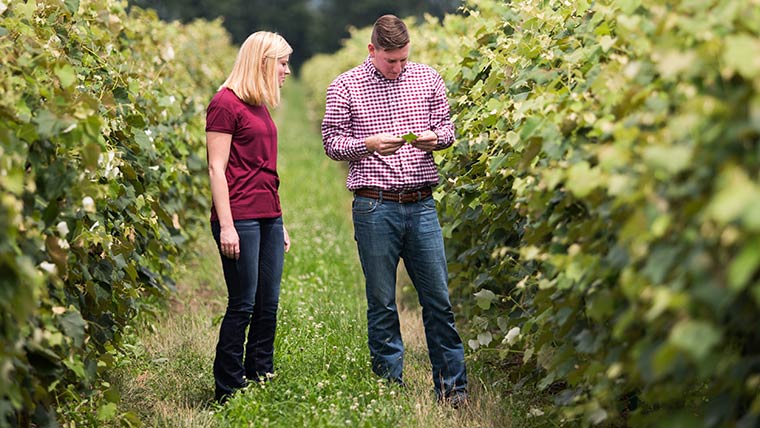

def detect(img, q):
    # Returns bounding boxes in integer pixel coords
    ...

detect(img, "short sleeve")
[206,93,236,134]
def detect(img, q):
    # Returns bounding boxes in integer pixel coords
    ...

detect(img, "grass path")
[111,80,512,427]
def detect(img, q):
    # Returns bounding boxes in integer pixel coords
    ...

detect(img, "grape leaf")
[400,132,419,143]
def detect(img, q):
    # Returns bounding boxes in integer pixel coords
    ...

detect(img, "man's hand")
[365,133,404,156]
[408,130,438,152]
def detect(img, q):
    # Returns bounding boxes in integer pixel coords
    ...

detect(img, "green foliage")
[303,0,760,425]
[0,0,235,425]
[435,0,760,426]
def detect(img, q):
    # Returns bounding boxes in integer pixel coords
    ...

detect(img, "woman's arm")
[207,131,240,260]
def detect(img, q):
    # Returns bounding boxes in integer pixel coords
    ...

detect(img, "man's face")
[369,43,409,80]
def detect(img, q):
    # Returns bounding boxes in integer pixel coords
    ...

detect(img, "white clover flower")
[39,262,57,274]
[506,326,521,345]
[58,238,69,250]
[161,44,175,61]
[56,221,69,236]
[82,196,95,212]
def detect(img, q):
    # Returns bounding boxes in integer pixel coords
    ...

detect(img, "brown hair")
[371,15,409,50]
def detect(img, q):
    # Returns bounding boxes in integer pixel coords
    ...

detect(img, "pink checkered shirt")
[321,57,455,191]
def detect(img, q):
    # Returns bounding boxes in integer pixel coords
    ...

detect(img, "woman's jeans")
[211,217,284,401]
[352,195,467,399]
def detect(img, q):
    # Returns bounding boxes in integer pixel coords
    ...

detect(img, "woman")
[205,31,292,403]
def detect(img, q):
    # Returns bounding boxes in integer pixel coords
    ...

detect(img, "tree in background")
[127,0,460,71]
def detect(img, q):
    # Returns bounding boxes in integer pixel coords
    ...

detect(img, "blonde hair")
[221,31,292,107]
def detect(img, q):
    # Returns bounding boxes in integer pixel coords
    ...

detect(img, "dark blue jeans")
[211,217,284,402]
[352,195,467,399]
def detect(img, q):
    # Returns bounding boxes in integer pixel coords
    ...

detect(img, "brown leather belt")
[354,187,432,203]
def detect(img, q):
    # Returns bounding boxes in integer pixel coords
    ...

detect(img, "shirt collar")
[362,56,408,82]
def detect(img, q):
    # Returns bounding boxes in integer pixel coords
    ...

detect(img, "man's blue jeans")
[352,194,467,399]
[211,217,284,402]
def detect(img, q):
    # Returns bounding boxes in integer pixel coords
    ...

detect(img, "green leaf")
[55,64,77,88]
[126,114,146,128]
[707,167,758,224]
[474,288,496,310]
[728,238,760,291]
[642,144,693,175]
[112,86,130,104]
[59,310,87,347]
[724,35,760,79]
[0,168,24,194]
[64,0,80,14]
[82,142,101,172]
[599,35,616,52]
[64,356,86,379]
[655,50,697,80]
[133,129,152,152]
[651,343,680,379]
[519,116,541,140]
[15,0,37,20]
[586,289,614,321]
[497,317,508,332]
[478,331,493,346]
[400,132,419,143]
[669,320,721,361]
[566,161,602,198]
[33,110,59,138]
[615,0,641,15]
[97,403,118,421]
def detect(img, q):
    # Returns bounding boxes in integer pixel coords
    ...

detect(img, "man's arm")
[321,80,373,161]
[428,72,455,150]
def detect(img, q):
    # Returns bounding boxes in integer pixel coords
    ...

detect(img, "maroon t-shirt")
[206,88,281,221]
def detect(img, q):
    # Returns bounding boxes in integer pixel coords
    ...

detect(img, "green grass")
[108,80,519,427]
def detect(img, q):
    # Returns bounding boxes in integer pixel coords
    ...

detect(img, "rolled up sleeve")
[430,73,455,150]
[322,80,371,161]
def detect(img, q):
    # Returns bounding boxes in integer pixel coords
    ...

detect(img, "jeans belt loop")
[378,190,384,203]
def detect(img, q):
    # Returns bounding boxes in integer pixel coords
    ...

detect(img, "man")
[321,14,467,406]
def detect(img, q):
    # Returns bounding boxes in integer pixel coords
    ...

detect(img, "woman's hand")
[284,225,291,253]
[219,225,240,259]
